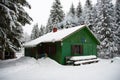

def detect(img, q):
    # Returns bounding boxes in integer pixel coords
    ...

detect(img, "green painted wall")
[47,42,62,64]
[61,27,98,64]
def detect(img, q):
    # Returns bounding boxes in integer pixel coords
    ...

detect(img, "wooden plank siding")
[61,27,98,64]
[44,42,62,64]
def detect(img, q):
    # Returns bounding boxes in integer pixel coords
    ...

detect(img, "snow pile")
[0,57,38,69]
[112,57,120,64]
[38,57,61,67]
[0,57,120,80]
[0,57,38,77]
[16,48,24,58]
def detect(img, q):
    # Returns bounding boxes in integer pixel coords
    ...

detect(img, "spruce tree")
[94,0,117,58]
[76,1,83,25]
[83,0,94,29]
[39,25,45,36]
[0,0,32,59]
[64,21,72,28]
[65,3,78,27]
[31,24,40,40]
[46,0,65,32]
[69,3,75,16]
[76,2,82,18]
[115,0,120,55]
[46,18,53,33]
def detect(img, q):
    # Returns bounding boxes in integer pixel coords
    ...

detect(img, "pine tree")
[39,25,45,36]
[46,18,53,33]
[94,0,117,58]
[69,3,75,16]
[64,21,72,28]
[83,0,94,29]
[76,2,82,18]
[0,0,32,59]
[115,0,120,55]
[46,0,65,32]
[31,24,40,40]
[76,1,83,25]
[64,3,78,27]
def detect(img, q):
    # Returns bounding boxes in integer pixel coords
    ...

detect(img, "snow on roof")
[24,25,100,47]
[24,25,85,47]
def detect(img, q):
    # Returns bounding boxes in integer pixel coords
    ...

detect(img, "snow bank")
[0,57,37,68]
[0,57,39,77]
[38,57,61,67]
[16,48,24,58]
[0,57,120,80]
[112,57,120,64]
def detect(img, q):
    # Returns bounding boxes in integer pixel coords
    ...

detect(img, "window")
[72,45,83,54]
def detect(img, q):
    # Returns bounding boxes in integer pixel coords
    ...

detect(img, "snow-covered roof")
[24,25,100,47]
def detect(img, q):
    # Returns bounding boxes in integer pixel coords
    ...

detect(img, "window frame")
[71,45,83,54]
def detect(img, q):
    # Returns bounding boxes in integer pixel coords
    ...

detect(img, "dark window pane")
[72,45,83,54]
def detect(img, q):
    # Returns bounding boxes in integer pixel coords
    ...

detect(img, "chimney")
[53,27,57,32]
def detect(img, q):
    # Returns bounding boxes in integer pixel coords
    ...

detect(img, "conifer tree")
[83,0,94,29]
[115,0,120,55]
[69,3,75,16]
[31,24,40,40]
[64,3,78,27]
[39,25,45,36]
[76,2,82,18]
[0,0,32,59]
[46,0,65,32]
[94,0,117,58]
[76,1,83,25]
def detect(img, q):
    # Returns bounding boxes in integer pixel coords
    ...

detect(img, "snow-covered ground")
[0,56,120,80]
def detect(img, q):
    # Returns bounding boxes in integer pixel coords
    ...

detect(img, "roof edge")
[86,26,101,45]
[61,25,100,45]
[61,25,85,41]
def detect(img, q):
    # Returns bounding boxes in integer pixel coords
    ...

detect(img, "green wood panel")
[61,42,71,64]
[42,42,62,64]
[46,42,62,64]
[83,44,97,55]
[61,27,98,64]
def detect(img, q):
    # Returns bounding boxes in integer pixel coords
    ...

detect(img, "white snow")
[24,25,100,47]
[0,56,120,80]
[24,25,85,47]
[74,59,99,65]
[70,55,97,61]
[16,48,24,58]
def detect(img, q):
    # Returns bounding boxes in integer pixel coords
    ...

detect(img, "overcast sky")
[23,0,115,35]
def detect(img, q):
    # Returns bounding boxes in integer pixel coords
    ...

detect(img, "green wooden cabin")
[24,25,100,65]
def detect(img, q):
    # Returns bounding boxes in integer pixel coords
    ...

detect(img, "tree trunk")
[1,48,5,60]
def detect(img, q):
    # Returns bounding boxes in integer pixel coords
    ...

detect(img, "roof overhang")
[24,25,100,47]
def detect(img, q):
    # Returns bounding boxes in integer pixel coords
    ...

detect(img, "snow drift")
[0,57,120,80]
